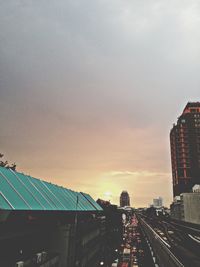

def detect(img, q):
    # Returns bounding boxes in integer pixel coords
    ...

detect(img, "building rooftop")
[0,166,102,212]
[183,102,200,114]
[193,184,200,192]
[120,190,129,195]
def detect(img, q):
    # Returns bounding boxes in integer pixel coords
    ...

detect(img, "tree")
[0,153,16,170]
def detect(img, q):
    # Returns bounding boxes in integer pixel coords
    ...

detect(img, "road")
[117,214,155,267]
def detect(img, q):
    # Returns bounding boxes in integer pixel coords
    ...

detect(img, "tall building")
[153,197,163,207]
[170,102,200,197]
[120,191,130,207]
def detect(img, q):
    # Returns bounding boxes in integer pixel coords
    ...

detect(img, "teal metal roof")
[0,167,102,212]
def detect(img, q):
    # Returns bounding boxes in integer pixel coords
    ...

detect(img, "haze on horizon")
[0,0,200,207]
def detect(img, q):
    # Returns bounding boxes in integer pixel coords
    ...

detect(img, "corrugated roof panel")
[44,183,66,210]
[0,191,14,209]
[15,172,52,210]
[58,187,76,210]
[79,193,89,211]
[4,169,40,210]
[9,170,44,210]
[81,193,103,211]
[65,189,80,210]
[0,169,29,210]
[30,178,59,210]
[78,193,94,211]
[0,167,102,212]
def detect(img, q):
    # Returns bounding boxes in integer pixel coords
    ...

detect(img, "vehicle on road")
[122,248,131,262]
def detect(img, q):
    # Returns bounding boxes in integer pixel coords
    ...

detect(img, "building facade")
[120,191,130,207]
[170,102,200,197]
[170,186,200,225]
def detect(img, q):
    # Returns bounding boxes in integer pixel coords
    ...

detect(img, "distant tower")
[120,191,130,207]
[170,102,200,197]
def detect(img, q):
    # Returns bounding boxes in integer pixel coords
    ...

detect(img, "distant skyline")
[0,1,200,207]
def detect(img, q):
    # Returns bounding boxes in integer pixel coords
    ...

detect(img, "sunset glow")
[1,1,200,207]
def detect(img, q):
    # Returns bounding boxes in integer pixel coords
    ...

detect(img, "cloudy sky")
[0,0,200,207]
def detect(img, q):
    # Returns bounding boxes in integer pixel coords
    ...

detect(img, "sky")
[0,0,200,207]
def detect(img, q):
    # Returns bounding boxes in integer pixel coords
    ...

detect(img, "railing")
[139,217,184,267]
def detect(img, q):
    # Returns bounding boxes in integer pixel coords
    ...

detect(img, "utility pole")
[73,195,79,267]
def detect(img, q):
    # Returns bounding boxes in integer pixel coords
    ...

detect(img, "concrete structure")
[170,102,200,197]
[170,199,182,221]
[180,192,200,224]
[120,191,130,207]
[170,185,200,224]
